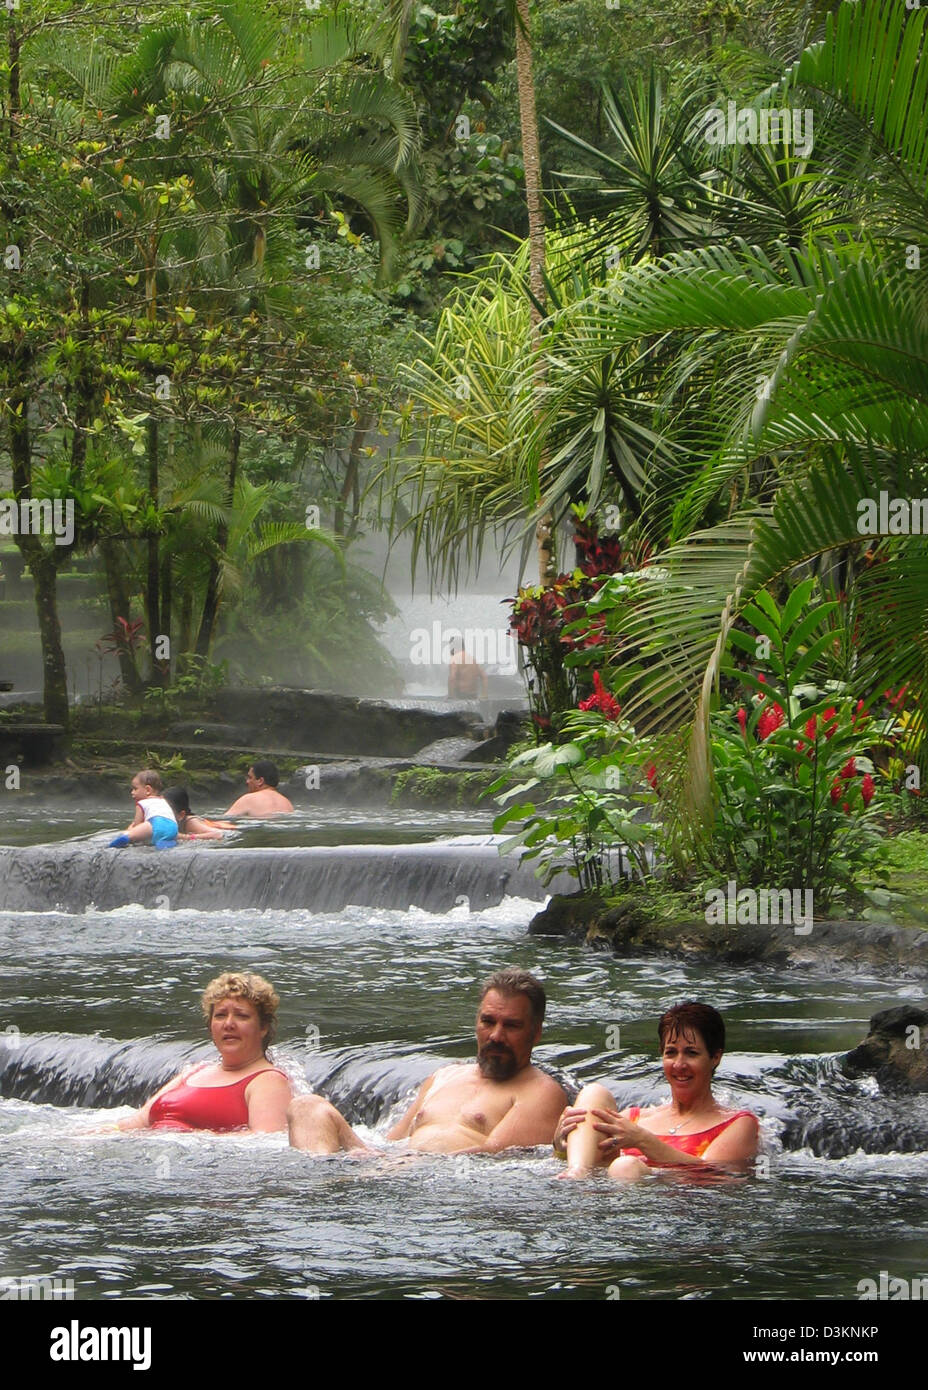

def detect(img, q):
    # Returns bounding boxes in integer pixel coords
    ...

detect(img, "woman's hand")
[553,1105,588,1152]
[590,1107,653,1157]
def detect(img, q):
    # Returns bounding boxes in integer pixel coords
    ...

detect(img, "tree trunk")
[334,409,371,541]
[145,415,163,684]
[99,536,143,693]
[7,375,71,728]
[195,425,240,658]
[514,0,556,587]
[27,550,71,727]
[159,545,172,681]
[177,589,194,668]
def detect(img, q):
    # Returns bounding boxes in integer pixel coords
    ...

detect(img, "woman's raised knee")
[607,1155,647,1183]
[574,1082,616,1109]
[287,1093,332,1123]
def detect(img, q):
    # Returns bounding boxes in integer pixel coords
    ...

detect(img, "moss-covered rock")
[841,1005,928,1092]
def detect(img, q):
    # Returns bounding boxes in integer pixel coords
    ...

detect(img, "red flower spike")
[804,715,817,740]
[839,757,856,780]
[578,671,621,721]
[757,703,785,740]
[842,802,850,814]
[861,773,875,807]
[736,707,747,735]
[830,782,842,804]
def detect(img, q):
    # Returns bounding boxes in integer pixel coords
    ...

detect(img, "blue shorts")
[148,815,178,848]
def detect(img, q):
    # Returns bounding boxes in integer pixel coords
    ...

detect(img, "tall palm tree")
[377,0,556,581]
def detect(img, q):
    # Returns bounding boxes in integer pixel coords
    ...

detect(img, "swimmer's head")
[658,1001,725,1064]
[131,769,163,799]
[201,971,280,1045]
[475,968,545,1079]
[163,786,191,821]
[478,968,546,1025]
[247,759,279,789]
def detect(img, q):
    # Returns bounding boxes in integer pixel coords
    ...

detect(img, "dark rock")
[841,1004,928,1092]
[413,737,482,762]
[465,710,530,762]
[461,735,509,762]
[528,892,928,978]
[529,893,606,937]
[168,722,255,745]
[211,687,485,757]
[0,723,67,766]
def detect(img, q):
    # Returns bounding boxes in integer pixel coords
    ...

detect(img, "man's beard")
[477,1044,519,1080]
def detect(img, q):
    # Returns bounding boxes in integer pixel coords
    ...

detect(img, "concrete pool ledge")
[0,840,573,914]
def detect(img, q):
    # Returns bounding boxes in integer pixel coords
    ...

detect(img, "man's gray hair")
[479,967,546,1024]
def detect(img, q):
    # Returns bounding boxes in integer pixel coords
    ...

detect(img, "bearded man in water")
[288,968,566,1154]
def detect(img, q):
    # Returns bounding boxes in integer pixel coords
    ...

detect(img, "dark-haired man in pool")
[224,759,294,817]
[288,968,567,1154]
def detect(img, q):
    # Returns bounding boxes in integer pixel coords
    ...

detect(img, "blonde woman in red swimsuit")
[554,1001,758,1181]
[113,972,292,1134]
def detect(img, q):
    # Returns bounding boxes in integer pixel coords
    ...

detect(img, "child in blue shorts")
[109,769,179,849]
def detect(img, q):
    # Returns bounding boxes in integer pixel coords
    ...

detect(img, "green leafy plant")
[711,581,895,904]
[142,750,188,779]
[490,696,659,892]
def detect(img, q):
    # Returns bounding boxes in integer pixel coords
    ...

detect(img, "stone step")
[73,735,499,774]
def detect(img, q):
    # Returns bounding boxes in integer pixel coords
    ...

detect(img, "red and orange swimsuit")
[621,1106,757,1163]
[149,1066,289,1132]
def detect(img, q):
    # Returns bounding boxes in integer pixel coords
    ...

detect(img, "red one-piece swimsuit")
[621,1105,757,1164]
[148,1066,288,1132]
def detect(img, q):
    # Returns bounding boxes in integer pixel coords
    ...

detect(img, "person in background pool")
[224,760,294,817]
[111,972,292,1133]
[447,641,488,699]
[163,786,235,840]
[554,1001,758,1181]
[108,769,178,849]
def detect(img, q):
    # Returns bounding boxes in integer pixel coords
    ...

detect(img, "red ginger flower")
[736,707,747,735]
[839,757,857,780]
[646,763,659,793]
[830,781,842,804]
[578,671,622,721]
[757,702,785,740]
[805,715,818,740]
[822,707,838,739]
[861,773,875,806]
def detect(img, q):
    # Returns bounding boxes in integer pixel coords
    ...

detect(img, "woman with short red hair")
[554,1001,759,1181]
